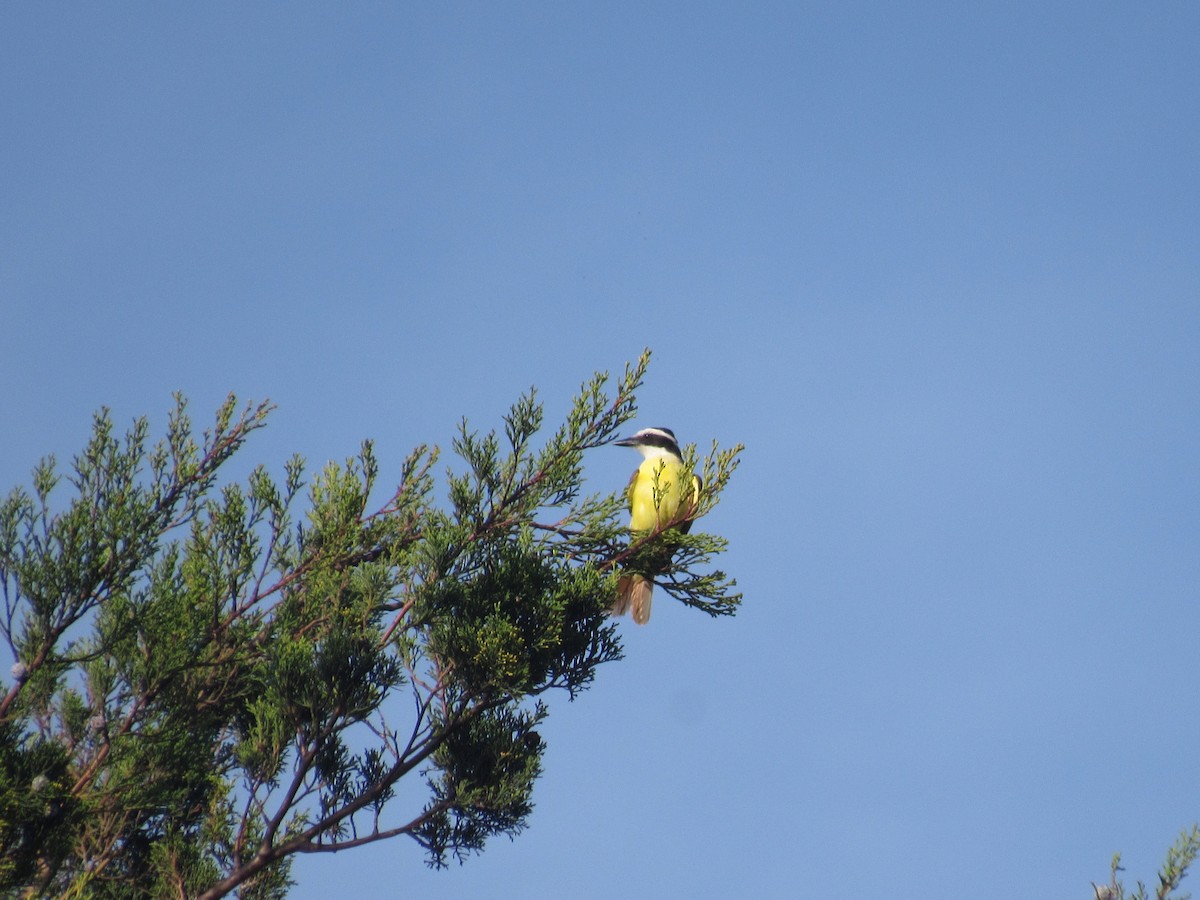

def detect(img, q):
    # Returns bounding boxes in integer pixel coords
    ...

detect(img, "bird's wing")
[679,473,703,534]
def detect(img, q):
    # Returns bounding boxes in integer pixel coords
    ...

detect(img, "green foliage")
[1096,826,1200,900]
[0,351,743,897]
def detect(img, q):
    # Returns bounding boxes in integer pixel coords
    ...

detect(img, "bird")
[611,427,702,625]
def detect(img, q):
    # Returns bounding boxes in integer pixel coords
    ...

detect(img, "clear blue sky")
[3,3,1198,897]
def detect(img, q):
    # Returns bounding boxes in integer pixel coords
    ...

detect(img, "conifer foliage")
[0,351,742,898]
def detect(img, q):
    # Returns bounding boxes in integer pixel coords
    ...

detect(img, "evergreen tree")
[0,351,742,898]
[1094,826,1200,900]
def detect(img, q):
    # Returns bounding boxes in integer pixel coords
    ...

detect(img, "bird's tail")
[613,574,653,625]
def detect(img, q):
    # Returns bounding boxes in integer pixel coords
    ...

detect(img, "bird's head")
[614,427,682,460]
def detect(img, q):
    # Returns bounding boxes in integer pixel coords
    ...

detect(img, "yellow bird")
[612,427,702,625]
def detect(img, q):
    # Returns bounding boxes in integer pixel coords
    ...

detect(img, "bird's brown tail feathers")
[613,574,653,625]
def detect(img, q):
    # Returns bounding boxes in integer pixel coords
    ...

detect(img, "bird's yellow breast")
[627,456,693,532]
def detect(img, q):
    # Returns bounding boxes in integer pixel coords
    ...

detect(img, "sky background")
[3,3,1199,897]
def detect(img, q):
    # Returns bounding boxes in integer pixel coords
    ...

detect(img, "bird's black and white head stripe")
[614,427,681,456]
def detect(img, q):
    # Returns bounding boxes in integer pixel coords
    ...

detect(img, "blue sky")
[3,3,1199,897]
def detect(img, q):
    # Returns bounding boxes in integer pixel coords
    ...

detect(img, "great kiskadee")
[612,427,702,625]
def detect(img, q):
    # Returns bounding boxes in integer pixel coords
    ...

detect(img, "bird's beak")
[614,436,637,447]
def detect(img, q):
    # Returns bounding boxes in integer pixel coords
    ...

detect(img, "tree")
[0,351,743,898]
[1094,826,1200,900]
